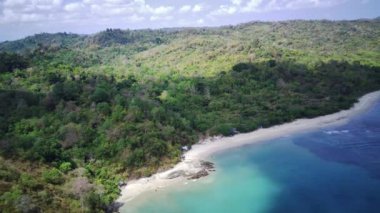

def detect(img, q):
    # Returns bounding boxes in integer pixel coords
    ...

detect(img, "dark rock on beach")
[187,161,215,179]
[188,169,209,180]
[165,160,216,180]
[200,161,214,170]
[167,170,187,179]
[106,202,124,213]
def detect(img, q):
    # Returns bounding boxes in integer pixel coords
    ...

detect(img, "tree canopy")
[1,19,380,212]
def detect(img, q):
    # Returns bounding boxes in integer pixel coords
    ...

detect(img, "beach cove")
[118,90,380,212]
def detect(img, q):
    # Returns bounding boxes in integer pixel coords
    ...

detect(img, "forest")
[0,19,380,212]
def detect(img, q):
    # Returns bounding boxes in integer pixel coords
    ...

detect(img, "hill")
[0,19,380,212]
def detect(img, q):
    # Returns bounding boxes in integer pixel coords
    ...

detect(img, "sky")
[0,0,379,41]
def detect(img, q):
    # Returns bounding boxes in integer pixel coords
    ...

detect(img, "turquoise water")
[121,101,380,213]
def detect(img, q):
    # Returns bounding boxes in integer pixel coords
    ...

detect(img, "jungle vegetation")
[0,19,380,212]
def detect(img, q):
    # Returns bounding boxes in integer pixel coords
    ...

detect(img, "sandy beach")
[117,90,380,204]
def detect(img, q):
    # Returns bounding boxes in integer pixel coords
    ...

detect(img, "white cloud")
[2,0,62,12]
[1,0,63,24]
[83,0,94,4]
[127,14,145,22]
[105,0,125,4]
[132,0,174,16]
[179,5,192,13]
[197,18,204,24]
[179,4,205,13]
[232,0,243,6]
[0,0,178,25]
[192,4,203,12]
[4,0,62,8]
[150,15,173,21]
[150,6,174,15]
[133,0,145,4]
[3,0,27,8]
[209,0,346,16]
[285,0,347,10]
[90,3,134,17]
[1,8,45,23]
[0,0,349,25]
[64,2,83,12]
[242,0,263,12]
[210,5,238,16]
[34,0,63,11]
[20,12,45,22]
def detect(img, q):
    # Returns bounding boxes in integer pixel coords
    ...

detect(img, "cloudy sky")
[0,0,379,41]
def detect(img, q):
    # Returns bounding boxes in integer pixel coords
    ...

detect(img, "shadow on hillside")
[0,90,44,134]
[157,59,380,136]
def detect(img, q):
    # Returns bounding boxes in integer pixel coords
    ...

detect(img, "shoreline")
[116,90,380,206]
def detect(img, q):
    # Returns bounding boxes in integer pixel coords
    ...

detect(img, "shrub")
[96,102,111,115]
[212,123,236,136]
[59,162,72,174]
[42,168,64,185]
[19,174,41,190]
[52,81,81,101]
[85,191,107,212]
[0,186,23,212]
[91,88,109,103]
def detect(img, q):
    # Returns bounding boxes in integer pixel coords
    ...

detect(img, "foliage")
[0,52,29,73]
[0,19,380,212]
[59,162,73,173]
[0,186,23,212]
[84,191,107,212]
[42,168,64,185]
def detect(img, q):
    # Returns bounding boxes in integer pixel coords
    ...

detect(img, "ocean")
[121,101,380,213]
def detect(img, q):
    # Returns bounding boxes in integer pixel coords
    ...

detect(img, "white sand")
[117,90,380,204]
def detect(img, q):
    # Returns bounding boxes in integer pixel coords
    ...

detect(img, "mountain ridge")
[1,18,379,54]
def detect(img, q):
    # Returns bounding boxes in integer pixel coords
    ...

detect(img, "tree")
[84,191,106,212]
[0,186,22,212]
[28,138,62,162]
[42,168,64,185]
[96,102,111,115]
[52,81,81,101]
[59,162,72,174]
[19,174,41,190]
[0,52,29,73]
[91,88,110,103]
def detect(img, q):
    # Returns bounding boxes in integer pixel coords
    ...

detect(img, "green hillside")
[1,19,380,212]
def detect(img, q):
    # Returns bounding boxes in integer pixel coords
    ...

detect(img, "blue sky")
[0,0,379,41]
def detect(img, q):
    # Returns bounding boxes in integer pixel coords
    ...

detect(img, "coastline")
[117,90,380,206]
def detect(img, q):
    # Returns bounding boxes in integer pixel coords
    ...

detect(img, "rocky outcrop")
[167,170,187,179]
[187,169,209,180]
[200,161,215,171]
[165,160,215,180]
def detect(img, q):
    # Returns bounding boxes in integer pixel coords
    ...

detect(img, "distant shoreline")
[117,90,380,207]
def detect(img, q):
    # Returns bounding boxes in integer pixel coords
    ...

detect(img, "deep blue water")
[122,101,380,213]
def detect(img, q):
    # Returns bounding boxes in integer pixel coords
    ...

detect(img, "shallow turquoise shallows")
[121,101,380,213]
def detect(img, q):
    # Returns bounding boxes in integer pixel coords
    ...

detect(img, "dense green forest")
[1,19,380,212]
